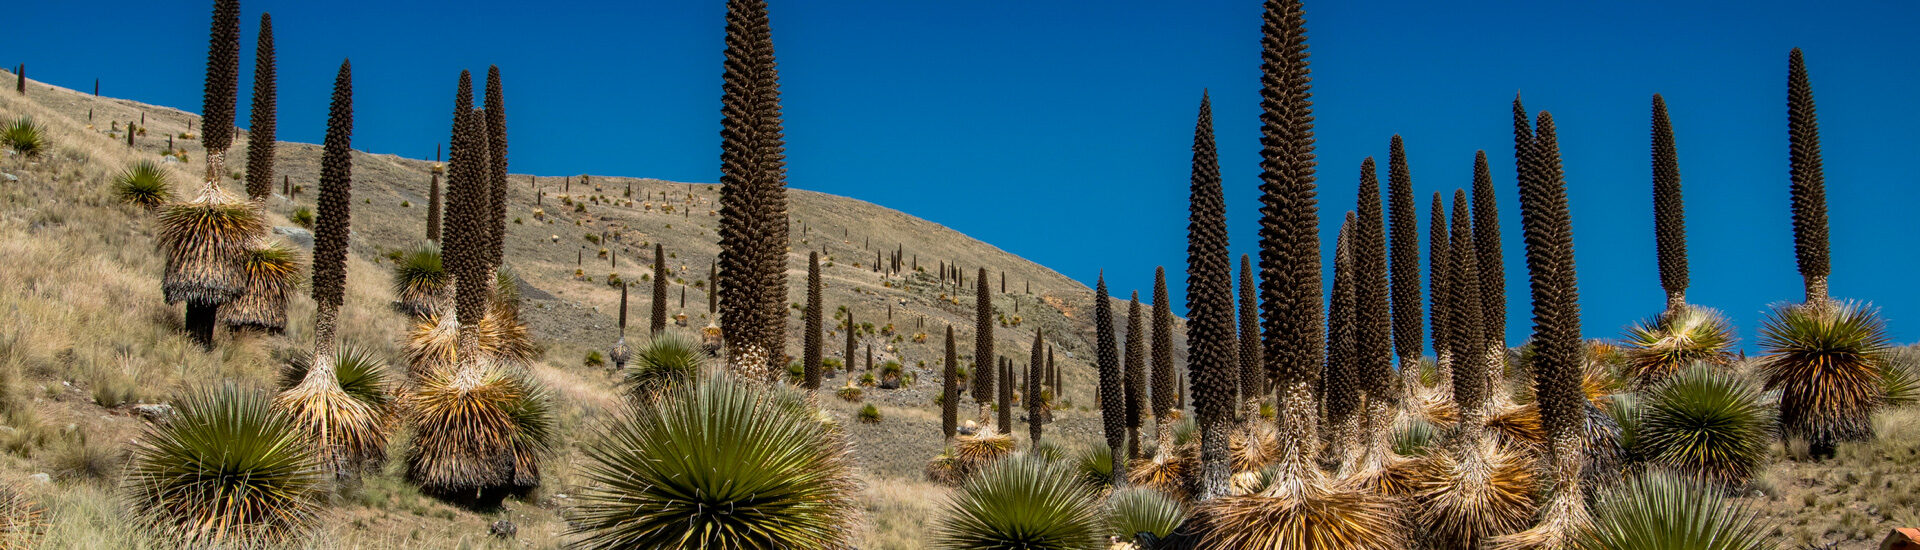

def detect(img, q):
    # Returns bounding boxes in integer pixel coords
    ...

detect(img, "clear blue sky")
[8,0,1920,351]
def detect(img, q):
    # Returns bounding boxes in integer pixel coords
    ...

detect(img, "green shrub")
[112,160,173,210]
[567,374,860,549]
[289,207,314,229]
[1638,365,1772,487]
[1,117,47,158]
[858,403,882,424]
[1576,471,1776,550]
[931,453,1104,549]
[1107,487,1187,545]
[622,332,704,402]
[125,384,323,546]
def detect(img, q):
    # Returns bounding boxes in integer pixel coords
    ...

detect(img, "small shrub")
[585,350,606,367]
[858,403,882,424]
[836,384,863,402]
[1576,471,1776,550]
[931,453,1104,549]
[289,207,314,229]
[1,117,47,158]
[112,160,173,209]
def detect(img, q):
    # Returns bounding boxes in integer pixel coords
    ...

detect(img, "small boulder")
[273,226,314,249]
[26,473,50,485]
[131,403,176,423]
[489,520,517,539]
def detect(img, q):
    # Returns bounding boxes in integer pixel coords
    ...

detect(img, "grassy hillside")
[0,68,1187,548]
[4,67,1918,549]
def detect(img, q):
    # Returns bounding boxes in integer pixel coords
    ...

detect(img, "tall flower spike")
[1353,157,1395,410]
[243,13,276,201]
[1150,267,1177,454]
[200,0,240,155]
[1651,95,1687,315]
[1786,48,1830,305]
[1470,150,1505,350]
[651,243,668,334]
[1094,273,1127,483]
[1028,331,1045,442]
[1429,191,1452,397]
[1256,0,1324,468]
[1124,292,1146,459]
[483,66,509,271]
[1386,135,1424,385]
[1237,255,1264,399]
[1447,190,1488,427]
[1324,214,1358,463]
[804,251,822,389]
[942,326,958,440]
[309,60,354,350]
[1184,91,1237,500]
[975,267,995,408]
[443,72,489,329]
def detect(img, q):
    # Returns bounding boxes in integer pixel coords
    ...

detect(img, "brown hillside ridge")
[0,69,1196,546]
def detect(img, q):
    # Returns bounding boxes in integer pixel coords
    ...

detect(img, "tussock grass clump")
[0,483,44,549]
[1106,487,1187,546]
[620,331,703,403]
[858,403,882,423]
[1574,471,1777,550]
[124,383,323,547]
[1638,365,1772,487]
[931,453,1104,550]
[391,244,448,317]
[1128,448,1197,504]
[1621,308,1736,385]
[112,160,173,210]
[1,116,47,158]
[1758,301,1890,456]
[568,374,859,549]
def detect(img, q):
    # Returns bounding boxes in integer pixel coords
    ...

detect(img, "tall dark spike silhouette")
[1513,109,1590,542]
[1429,191,1452,397]
[426,166,443,243]
[803,251,822,389]
[1124,292,1147,460]
[1386,135,1424,393]
[1094,274,1126,483]
[1324,215,1358,465]
[651,243,668,334]
[1027,332,1045,442]
[717,0,790,370]
[1448,190,1490,431]
[483,67,509,271]
[942,326,958,440]
[243,13,276,201]
[200,0,240,157]
[1237,255,1264,399]
[1256,0,1325,468]
[974,267,994,412]
[1150,267,1177,454]
[1786,48,1831,305]
[996,358,1013,433]
[1651,95,1688,315]
[1348,156,1402,480]
[707,262,717,315]
[845,310,857,378]
[1185,92,1237,499]
[443,71,489,330]
[308,59,354,374]
[1470,150,1506,351]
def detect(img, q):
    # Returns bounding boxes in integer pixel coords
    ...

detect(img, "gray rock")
[131,403,175,422]
[1,172,17,181]
[489,520,517,539]
[274,226,314,249]
[27,473,49,485]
